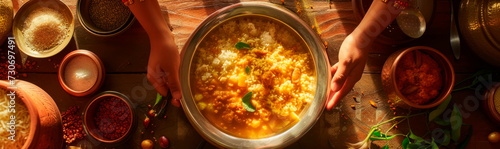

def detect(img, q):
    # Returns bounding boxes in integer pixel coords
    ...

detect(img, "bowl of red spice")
[77,0,135,36]
[84,91,136,144]
[382,46,455,109]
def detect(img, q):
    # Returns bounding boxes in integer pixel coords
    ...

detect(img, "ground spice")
[0,1,13,43]
[494,86,500,115]
[22,7,69,52]
[89,0,131,31]
[94,96,131,140]
[62,106,86,144]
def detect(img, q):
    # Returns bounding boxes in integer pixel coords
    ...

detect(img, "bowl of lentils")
[77,0,135,36]
[84,91,136,144]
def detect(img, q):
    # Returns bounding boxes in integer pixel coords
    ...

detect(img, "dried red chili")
[62,106,86,144]
[94,96,131,140]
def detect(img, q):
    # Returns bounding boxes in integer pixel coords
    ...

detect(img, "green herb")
[450,104,462,142]
[242,92,255,112]
[153,93,162,107]
[235,42,251,50]
[402,137,409,149]
[429,95,452,121]
[245,66,251,75]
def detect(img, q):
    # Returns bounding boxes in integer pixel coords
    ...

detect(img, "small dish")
[484,83,500,125]
[12,0,74,58]
[83,91,136,144]
[77,0,135,36]
[58,50,105,96]
[382,46,455,109]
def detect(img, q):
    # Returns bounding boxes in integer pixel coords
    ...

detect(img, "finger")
[164,71,182,100]
[330,63,351,92]
[326,76,357,110]
[147,72,169,96]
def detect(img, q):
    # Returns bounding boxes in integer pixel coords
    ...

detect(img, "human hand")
[147,31,182,105]
[326,35,368,110]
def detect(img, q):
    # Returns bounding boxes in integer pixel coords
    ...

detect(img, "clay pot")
[0,80,63,149]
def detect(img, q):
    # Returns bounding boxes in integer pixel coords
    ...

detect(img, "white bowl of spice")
[77,0,135,36]
[12,0,74,58]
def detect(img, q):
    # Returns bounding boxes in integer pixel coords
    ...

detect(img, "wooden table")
[2,0,499,148]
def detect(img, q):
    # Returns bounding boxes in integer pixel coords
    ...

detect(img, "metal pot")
[179,2,330,148]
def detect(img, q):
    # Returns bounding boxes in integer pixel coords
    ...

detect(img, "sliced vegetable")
[242,92,255,112]
[235,42,251,50]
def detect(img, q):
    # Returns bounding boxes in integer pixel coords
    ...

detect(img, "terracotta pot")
[0,80,63,149]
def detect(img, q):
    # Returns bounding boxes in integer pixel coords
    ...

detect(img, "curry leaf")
[429,95,452,121]
[451,104,462,142]
[154,93,162,107]
[431,139,439,149]
[245,66,251,75]
[440,130,451,146]
[381,145,389,149]
[433,117,451,126]
[458,127,473,149]
[242,92,255,112]
[370,130,397,140]
[235,42,251,50]
[402,137,409,149]
[409,131,426,144]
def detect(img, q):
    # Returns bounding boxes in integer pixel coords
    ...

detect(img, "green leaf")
[381,145,389,149]
[457,127,473,149]
[154,93,162,107]
[431,139,439,149]
[242,92,255,112]
[235,42,251,50]
[245,66,251,75]
[402,137,410,149]
[372,130,385,137]
[429,95,452,121]
[433,117,451,126]
[409,131,426,144]
[406,143,419,149]
[370,130,397,140]
[440,130,451,146]
[450,104,462,142]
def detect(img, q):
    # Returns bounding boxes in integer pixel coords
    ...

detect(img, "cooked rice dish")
[191,16,316,139]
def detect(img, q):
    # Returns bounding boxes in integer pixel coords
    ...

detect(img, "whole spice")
[369,100,377,108]
[143,116,150,129]
[141,139,153,149]
[94,96,131,140]
[147,109,156,118]
[62,106,86,144]
[89,0,131,31]
[159,136,169,148]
